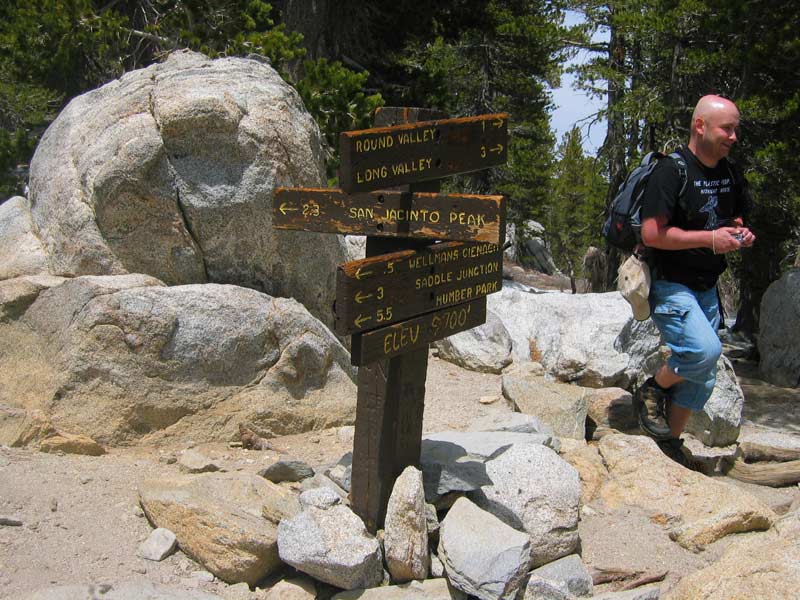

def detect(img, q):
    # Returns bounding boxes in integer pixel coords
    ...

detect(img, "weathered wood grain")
[273,188,505,244]
[350,297,487,366]
[334,241,502,335]
[339,113,508,193]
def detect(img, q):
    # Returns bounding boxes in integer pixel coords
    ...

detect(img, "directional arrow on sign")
[339,113,509,194]
[334,241,503,335]
[273,188,506,245]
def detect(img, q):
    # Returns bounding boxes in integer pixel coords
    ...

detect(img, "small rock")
[426,503,440,541]
[326,463,352,493]
[278,502,383,590]
[178,449,221,474]
[430,553,445,578]
[299,487,341,509]
[258,459,314,483]
[79,475,93,485]
[40,432,105,456]
[49,499,58,512]
[191,570,216,583]
[222,582,253,600]
[479,395,499,404]
[530,554,593,597]
[132,565,148,575]
[138,527,178,561]
[265,577,317,599]
[133,505,145,518]
[384,466,429,583]
[159,454,178,465]
[438,497,531,600]
[337,426,355,445]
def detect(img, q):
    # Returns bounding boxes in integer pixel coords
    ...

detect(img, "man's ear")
[694,116,705,136]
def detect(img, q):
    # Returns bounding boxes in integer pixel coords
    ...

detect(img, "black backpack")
[603,151,688,252]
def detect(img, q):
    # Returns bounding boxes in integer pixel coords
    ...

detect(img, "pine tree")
[545,126,606,289]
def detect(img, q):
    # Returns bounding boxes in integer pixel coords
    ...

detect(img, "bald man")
[635,95,755,466]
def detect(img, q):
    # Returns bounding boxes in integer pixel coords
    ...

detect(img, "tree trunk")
[602,16,627,291]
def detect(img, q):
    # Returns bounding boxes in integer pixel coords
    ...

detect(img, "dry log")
[590,566,644,585]
[740,441,800,463]
[620,570,668,591]
[727,457,800,487]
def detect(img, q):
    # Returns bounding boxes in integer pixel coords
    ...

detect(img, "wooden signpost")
[339,113,508,193]
[333,241,502,337]
[274,106,508,532]
[274,188,505,243]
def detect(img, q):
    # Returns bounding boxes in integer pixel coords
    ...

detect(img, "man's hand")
[714,226,755,253]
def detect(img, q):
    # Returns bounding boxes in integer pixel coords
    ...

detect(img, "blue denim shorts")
[648,280,722,411]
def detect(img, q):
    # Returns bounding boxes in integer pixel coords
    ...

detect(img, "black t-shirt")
[641,146,749,291]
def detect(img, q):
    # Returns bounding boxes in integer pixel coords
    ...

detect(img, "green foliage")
[295,59,384,180]
[142,1,307,69]
[544,127,607,277]
[0,0,382,195]
[566,0,800,322]
[392,0,565,226]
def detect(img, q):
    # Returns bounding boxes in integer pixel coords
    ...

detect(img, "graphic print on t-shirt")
[692,174,733,230]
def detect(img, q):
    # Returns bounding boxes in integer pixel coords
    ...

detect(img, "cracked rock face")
[28,50,343,326]
[0,275,356,445]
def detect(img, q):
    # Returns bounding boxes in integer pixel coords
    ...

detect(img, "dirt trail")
[1,355,798,599]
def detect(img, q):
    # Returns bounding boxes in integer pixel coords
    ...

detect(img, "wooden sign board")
[273,188,505,245]
[350,297,487,366]
[334,241,502,335]
[339,113,509,193]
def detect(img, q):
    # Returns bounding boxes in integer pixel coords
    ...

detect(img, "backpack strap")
[668,151,689,212]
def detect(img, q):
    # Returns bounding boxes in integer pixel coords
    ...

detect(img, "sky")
[548,12,608,154]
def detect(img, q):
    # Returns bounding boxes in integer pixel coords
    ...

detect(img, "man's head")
[688,95,740,167]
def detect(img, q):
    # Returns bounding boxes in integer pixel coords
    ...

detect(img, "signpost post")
[274,106,508,532]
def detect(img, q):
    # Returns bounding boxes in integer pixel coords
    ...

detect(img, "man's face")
[700,105,740,161]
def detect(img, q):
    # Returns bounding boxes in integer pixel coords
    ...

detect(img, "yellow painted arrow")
[493,118,504,127]
[489,144,504,154]
[355,268,373,280]
[279,202,299,215]
[355,291,373,304]
[355,314,372,328]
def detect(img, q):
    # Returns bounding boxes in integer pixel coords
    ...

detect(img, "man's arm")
[641,216,749,253]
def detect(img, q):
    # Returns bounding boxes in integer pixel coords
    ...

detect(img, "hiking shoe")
[657,438,688,466]
[634,377,672,440]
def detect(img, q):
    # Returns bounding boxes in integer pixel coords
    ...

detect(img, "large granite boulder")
[685,355,744,446]
[501,372,588,439]
[664,530,800,599]
[488,284,662,388]
[0,275,356,445]
[758,268,800,387]
[470,444,581,567]
[597,434,775,551]
[434,310,513,374]
[517,220,558,275]
[277,491,383,590]
[27,49,344,326]
[438,497,531,600]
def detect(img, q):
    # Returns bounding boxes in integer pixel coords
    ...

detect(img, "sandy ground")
[1,355,798,599]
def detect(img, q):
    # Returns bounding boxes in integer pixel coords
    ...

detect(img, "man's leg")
[645,283,721,463]
[653,364,690,438]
